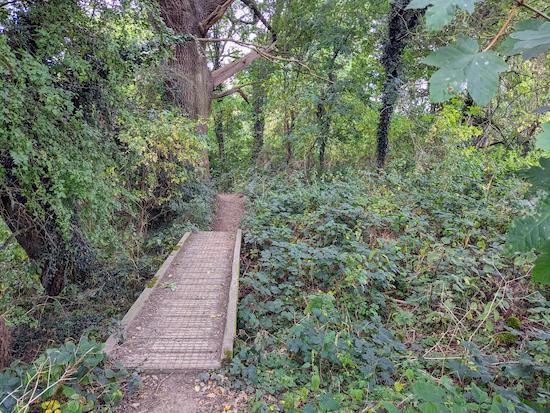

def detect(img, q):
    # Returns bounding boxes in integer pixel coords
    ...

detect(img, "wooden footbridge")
[104,230,241,372]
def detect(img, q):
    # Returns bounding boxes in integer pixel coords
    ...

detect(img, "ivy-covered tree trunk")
[215,109,225,161]
[376,0,422,167]
[252,82,267,159]
[0,159,95,296]
[317,100,329,170]
[284,109,295,169]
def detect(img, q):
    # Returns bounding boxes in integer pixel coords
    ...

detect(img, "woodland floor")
[116,193,247,413]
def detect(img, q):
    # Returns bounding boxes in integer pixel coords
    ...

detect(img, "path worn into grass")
[115,193,246,413]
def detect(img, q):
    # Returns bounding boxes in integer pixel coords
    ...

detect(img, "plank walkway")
[105,230,241,372]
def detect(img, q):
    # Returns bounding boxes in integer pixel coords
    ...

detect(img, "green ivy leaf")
[318,393,341,411]
[406,0,482,32]
[536,122,550,151]
[422,37,507,106]
[419,402,450,413]
[311,374,320,390]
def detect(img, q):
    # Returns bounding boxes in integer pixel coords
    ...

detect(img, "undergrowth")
[0,178,215,411]
[213,148,550,412]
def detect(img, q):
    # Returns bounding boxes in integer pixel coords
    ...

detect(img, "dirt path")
[115,194,245,413]
[211,193,246,232]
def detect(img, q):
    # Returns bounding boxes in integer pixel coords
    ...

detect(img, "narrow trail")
[116,193,246,413]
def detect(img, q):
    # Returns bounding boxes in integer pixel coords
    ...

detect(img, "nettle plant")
[406,0,550,284]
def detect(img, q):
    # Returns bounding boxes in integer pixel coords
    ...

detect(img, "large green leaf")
[506,203,550,253]
[504,21,550,60]
[422,37,508,106]
[499,20,544,58]
[406,0,482,32]
[519,156,550,198]
[536,122,550,151]
[532,241,550,284]
[381,401,399,413]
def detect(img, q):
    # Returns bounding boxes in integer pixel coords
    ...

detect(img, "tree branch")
[213,86,251,103]
[211,41,277,86]
[483,4,519,52]
[0,227,32,252]
[200,0,236,36]
[516,0,550,21]
[0,0,18,8]
[240,0,276,42]
[199,38,335,84]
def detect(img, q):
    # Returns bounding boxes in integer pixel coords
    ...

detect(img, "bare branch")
[240,0,276,41]
[0,1,18,8]
[483,4,519,52]
[213,86,250,103]
[516,0,550,21]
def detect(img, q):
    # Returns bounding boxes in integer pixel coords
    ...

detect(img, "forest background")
[1,0,550,412]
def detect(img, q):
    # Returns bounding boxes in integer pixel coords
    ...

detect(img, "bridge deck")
[105,230,241,372]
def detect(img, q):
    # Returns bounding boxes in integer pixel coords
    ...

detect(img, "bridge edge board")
[221,229,242,365]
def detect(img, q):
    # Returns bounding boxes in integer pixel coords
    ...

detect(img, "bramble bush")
[214,147,550,412]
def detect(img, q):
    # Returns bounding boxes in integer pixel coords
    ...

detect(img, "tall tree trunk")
[157,0,218,179]
[317,99,329,170]
[252,83,266,159]
[215,108,225,162]
[376,0,422,167]
[284,109,295,169]
[251,63,270,160]
[212,30,225,163]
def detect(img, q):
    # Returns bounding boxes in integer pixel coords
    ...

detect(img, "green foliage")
[220,151,549,412]
[421,37,508,107]
[406,0,482,32]
[117,109,205,230]
[0,0,142,236]
[506,156,550,285]
[501,20,550,60]
[0,336,141,413]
